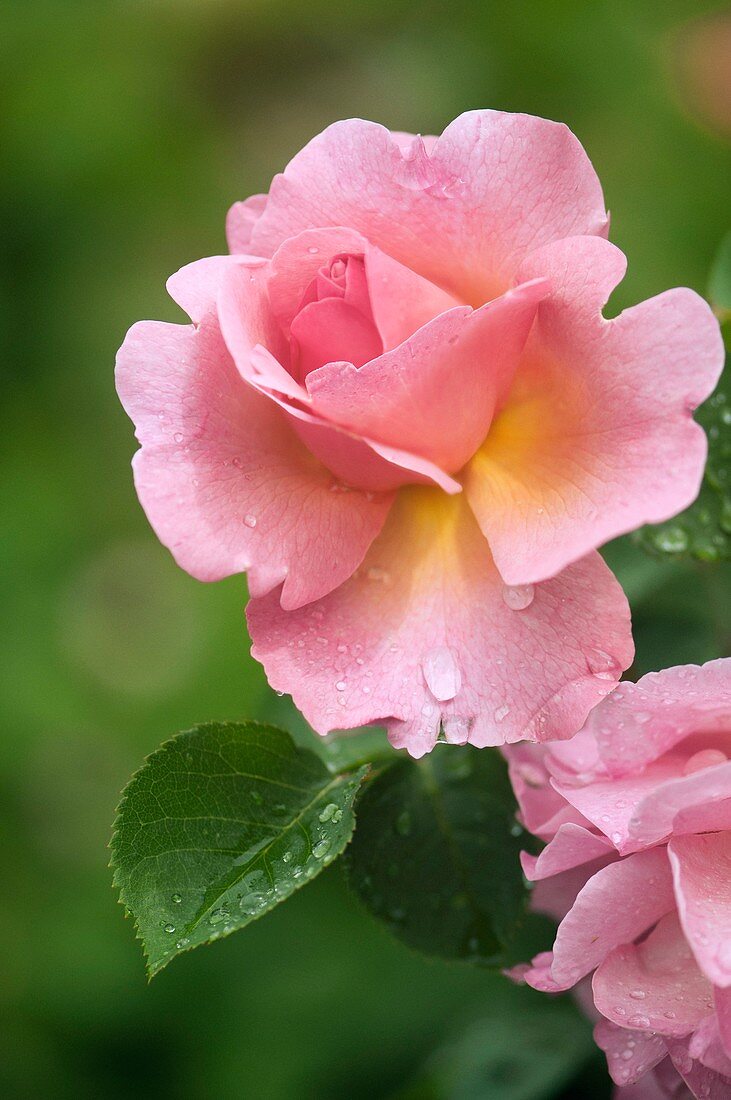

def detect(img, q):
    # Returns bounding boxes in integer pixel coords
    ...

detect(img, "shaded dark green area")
[344,747,529,965]
[3,1,730,1096]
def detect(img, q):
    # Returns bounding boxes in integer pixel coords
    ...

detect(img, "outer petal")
[226,194,268,254]
[249,113,608,300]
[305,279,549,473]
[688,1014,731,1077]
[593,912,715,1037]
[587,661,731,778]
[531,857,617,924]
[549,848,676,989]
[521,822,615,881]
[115,259,392,610]
[247,487,633,757]
[666,1039,731,1099]
[593,1020,667,1089]
[629,763,731,847]
[464,236,724,586]
[554,761,685,853]
[668,833,731,988]
[504,743,588,840]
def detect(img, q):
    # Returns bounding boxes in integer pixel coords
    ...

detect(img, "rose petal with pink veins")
[548,848,676,989]
[594,1020,667,1088]
[464,236,724,586]
[248,113,608,300]
[247,487,632,757]
[668,833,731,989]
[587,661,731,778]
[115,258,393,609]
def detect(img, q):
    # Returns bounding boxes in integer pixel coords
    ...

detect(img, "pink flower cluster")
[116,111,722,757]
[507,660,731,1098]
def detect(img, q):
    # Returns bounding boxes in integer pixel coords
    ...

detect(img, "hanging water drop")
[421,646,461,701]
[502,584,535,611]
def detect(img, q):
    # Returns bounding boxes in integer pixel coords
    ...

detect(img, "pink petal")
[594,1020,667,1088]
[464,236,724,586]
[115,260,393,610]
[610,1063,676,1100]
[549,848,675,989]
[531,857,617,924]
[226,193,268,254]
[674,798,731,838]
[588,661,731,778]
[363,242,462,349]
[519,952,566,993]
[688,1013,731,1077]
[504,743,581,839]
[668,833,731,988]
[665,1038,731,1098]
[247,488,633,756]
[629,763,731,847]
[305,279,548,474]
[593,912,715,1037]
[552,755,689,854]
[290,297,383,378]
[249,113,608,299]
[521,822,615,881]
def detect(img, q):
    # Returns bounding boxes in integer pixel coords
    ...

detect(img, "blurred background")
[3,1,731,1096]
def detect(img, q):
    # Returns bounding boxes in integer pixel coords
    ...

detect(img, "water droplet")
[627,1014,650,1028]
[586,647,620,680]
[335,680,347,692]
[173,432,183,444]
[243,514,257,528]
[629,989,646,1000]
[421,646,461,701]
[494,704,510,722]
[208,908,229,926]
[307,245,319,254]
[175,937,189,949]
[442,715,469,744]
[502,583,535,611]
[282,851,293,863]
[313,839,331,859]
[161,922,176,934]
[171,893,182,905]
[319,803,340,823]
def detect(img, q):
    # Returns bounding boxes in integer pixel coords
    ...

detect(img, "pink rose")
[507,659,731,1098]
[116,111,722,756]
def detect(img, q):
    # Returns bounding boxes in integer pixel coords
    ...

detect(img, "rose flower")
[116,112,722,755]
[508,660,731,1098]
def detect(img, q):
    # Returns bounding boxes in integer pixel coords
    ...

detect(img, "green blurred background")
[3,1,731,1096]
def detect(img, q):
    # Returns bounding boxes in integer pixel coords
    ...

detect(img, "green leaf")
[634,354,731,562]
[344,745,529,965]
[395,994,594,1100]
[110,721,369,976]
[708,231,731,314]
